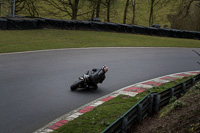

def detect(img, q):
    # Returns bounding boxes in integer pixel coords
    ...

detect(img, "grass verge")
[0,29,200,54]
[53,76,194,133]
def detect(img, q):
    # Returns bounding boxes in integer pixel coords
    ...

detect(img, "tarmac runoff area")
[34,71,200,133]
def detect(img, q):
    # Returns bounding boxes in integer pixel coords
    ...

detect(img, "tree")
[96,0,101,18]
[101,0,117,22]
[148,0,171,26]
[181,0,200,17]
[44,0,87,20]
[131,0,136,24]
[148,0,154,26]
[0,1,5,16]
[123,0,130,24]
[168,0,200,31]
[123,0,137,24]
[89,0,102,19]
[15,0,39,17]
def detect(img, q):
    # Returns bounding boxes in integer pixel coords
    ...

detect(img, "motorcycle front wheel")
[70,80,84,91]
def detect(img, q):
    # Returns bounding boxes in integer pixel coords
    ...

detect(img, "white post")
[12,0,15,17]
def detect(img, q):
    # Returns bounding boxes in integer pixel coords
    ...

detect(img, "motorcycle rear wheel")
[70,80,84,91]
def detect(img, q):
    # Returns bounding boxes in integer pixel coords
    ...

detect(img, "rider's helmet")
[102,65,108,73]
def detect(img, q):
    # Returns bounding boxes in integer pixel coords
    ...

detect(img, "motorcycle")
[70,66,108,91]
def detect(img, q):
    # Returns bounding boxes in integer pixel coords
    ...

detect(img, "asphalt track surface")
[0,47,200,133]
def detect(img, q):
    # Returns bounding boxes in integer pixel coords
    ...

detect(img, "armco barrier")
[102,74,200,133]
[102,94,153,133]
[0,18,7,30]
[0,17,200,40]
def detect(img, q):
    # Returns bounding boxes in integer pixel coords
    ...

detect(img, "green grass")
[54,95,140,133]
[0,29,200,54]
[53,76,194,133]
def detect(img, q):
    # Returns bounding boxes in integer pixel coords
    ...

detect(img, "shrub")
[169,96,177,103]
[173,100,184,109]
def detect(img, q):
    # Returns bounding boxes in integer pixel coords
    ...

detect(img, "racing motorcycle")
[70,66,108,91]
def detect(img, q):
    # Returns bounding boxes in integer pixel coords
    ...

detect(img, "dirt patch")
[129,89,200,133]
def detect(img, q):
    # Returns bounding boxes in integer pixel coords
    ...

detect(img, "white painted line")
[90,101,105,107]
[134,84,153,89]
[65,112,83,121]
[153,79,170,83]
[184,72,198,75]
[110,93,121,97]
[168,74,184,78]
[118,91,137,97]
[43,129,54,133]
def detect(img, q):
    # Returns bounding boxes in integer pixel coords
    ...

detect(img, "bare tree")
[168,0,200,31]
[43,0,87,20]
[148,0,171,26]
[123,0,136,24]
[123,0,130,24]
[88,0,102,20]
[101,0,117,22]
[131,0,136,24]
[0,1,5,16]
[179,0,200,18]
[96,0,101,18]
[122,0,137,24]
[15,0,39,17]
[148,0,154,26]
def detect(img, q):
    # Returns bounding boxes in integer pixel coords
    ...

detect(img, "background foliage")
[0,0,200,31]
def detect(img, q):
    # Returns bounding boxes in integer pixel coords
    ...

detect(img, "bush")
[193,83,200,90]
[169,96,177,103]
[173,100,184,109]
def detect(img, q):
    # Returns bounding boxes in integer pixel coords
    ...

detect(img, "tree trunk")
[71,0,79,20]
[91,1,96,19]
[96,0,101,18]
[0,3,2,16]
[123,0,130,24]
[131,0,136,24]
[149,0,154,26]
[107,0,111,22]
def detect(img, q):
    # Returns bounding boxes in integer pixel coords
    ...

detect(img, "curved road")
[0,48,200,133]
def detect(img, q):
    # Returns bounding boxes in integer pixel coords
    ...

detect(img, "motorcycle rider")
[86,65,108,90]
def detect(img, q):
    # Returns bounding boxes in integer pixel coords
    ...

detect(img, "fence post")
[148,94,153,114]
[12,0,15,17]
[122,117,128,133]
[170,88,174,98]
[137,104,142,123]
[154,94,160,112]
[182,83,186,93]
[192,78,196,85]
